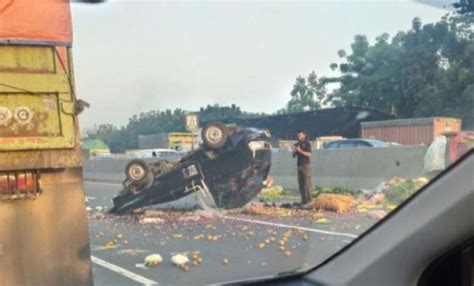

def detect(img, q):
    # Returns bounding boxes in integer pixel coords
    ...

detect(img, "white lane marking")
[222,216,358,239]
[84,181,122,187]
[91,255,157,286]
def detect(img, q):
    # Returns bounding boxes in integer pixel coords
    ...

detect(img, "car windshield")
[367,140,390,147]
[1,1,472,286]
[76,2,473,284]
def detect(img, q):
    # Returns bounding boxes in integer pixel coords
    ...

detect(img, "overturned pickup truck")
[110,122,272,214]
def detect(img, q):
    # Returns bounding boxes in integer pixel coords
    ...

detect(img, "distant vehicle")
[423,131,474,177]
[442,131,474,163]
[110,122,272,215]
[138,132,198,152]
[324,139,391,149]
[90,154,117,160]
[134,149,180,160]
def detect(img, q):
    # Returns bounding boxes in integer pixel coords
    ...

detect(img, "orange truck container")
[361,117,462,145]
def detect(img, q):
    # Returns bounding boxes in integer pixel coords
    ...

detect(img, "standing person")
[292,130,313,206]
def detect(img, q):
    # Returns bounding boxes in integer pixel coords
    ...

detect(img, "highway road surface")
[84,181,376,286]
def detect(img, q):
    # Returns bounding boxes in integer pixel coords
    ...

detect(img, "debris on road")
[222,258,229,265]
[143,210,166,217]
[367,210,387,220]
[387,204,397,211]
[178,215,201,223]
[144,254,163,267]
[192,255,203,266]
[383,177,428,205]
[242,203,274,216]
[195,210,217,219]
[312,194,354,214]
[135,263,149,270]
[191,252,203,267]
[313,211,325,218]
[258,186,288,201]
[89,212,106,220]
[385,177,406,187]
[92,240,118,251]
[171,254,189,266]
[241,203,314,218]
[207,235,222,241]
[412,177,429,188]
[139,217,165,225]
[367,193,385,205]
[117,249,146,256]
[193,234,205,240]
[315,218,330,224]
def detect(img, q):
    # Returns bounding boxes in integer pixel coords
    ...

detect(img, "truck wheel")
[202,121,228,149]
[125,159,151,186]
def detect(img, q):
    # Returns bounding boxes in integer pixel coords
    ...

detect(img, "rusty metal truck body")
[0,1,93,285]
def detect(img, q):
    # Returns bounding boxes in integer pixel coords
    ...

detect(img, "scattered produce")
[171,254,189,266]
[144,254,163,267]
[312,194,354,213]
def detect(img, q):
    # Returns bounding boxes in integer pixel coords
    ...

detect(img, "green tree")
[85,105,265,152]
[86,124,130,153]
[453,0,474,13]
[199,104,243,122]
[199,104,264,122]
[278,71,326,114]
[86,109,187,152]
[323,6,473,120]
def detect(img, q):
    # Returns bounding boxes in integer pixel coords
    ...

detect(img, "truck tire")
[125,159,151,186]
[202,121,228,149]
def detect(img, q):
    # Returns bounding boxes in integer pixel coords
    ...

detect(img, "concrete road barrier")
[82,146,427,191]
[272,146,427,190]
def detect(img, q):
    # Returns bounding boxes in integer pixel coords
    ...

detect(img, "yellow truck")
[0,1,92,285]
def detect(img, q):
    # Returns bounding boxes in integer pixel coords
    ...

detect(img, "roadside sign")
[185,113,199,132]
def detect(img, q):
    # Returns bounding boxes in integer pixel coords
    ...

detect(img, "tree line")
[85,105,263,152]
[279,0,473,119]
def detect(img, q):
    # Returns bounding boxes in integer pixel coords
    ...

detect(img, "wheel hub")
[206,126,223,144]
[129,164,145,181]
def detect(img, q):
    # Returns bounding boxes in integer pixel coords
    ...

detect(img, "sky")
[71,0,448,130]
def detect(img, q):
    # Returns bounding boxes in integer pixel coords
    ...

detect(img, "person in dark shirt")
[292,130,313,206]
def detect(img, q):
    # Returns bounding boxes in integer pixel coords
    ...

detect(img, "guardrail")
[82,146,427,190]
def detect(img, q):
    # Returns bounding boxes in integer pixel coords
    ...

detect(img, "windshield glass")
[76,1,473,284]
[367,140,390,147]
[2,1,471,285]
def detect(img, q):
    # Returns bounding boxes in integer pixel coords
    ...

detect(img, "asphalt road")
[84,181,375,286]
